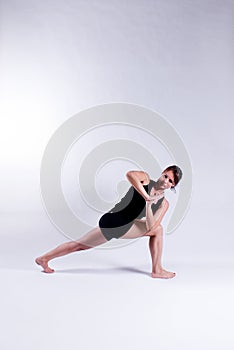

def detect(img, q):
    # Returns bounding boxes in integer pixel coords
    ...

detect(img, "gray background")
[0,1,234,349]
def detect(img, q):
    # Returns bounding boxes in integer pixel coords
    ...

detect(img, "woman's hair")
[163,165,183,188]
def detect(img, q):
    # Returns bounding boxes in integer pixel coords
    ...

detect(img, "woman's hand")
[146,192,164,205]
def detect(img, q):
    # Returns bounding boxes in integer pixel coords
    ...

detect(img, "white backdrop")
[1,0,233,259]
[1,1,234,349]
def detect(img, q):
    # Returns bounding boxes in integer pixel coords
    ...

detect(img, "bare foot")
[151,269,176,279]
[35,257,55,273]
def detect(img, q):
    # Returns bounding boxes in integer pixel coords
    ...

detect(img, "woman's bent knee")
[157,224,163,232]
[147,224,163,237]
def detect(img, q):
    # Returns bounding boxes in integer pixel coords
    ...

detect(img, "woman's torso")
[109,179,164,221]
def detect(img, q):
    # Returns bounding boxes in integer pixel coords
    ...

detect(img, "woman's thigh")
[120,221,148,239]
[77,227,108,248]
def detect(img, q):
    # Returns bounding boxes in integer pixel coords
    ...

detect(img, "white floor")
[1,213,234,350]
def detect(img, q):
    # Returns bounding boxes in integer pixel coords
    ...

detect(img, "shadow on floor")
[55,266,150,276]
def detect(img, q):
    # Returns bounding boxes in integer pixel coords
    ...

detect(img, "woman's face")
[158,170,175,190]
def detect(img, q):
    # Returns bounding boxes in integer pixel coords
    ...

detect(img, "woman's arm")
[126,170,151,201]
[145,198,169,231]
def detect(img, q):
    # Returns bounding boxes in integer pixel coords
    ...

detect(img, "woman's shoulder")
[162,198,169,208]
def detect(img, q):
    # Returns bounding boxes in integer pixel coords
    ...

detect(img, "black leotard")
[99,180,164,241]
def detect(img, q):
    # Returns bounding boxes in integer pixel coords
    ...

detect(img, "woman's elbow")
[126,170,134,177]
[126,171,135,182]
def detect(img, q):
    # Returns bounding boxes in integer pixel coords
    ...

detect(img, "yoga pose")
[35,165,182,278]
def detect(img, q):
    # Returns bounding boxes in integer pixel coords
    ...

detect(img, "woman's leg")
[121,223,175,278]
[120,220,148,239]
[148,225,175,279]
[35,227,107,273]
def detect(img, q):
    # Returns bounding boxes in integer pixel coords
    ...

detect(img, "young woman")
[35,165,182,279]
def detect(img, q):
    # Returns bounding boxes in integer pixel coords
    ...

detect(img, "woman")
[35,165,182,278]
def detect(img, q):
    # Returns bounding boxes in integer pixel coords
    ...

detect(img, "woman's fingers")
[146,194,164,205]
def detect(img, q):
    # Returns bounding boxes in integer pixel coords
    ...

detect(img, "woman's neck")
[153,181,164,195]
